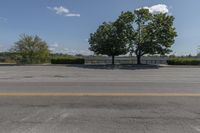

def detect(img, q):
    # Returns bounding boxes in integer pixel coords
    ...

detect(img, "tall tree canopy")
[89,8,177,65]
[11,34,50,64]
[128,8,177,64]
[89,12,134,65]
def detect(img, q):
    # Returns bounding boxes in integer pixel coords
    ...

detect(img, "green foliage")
[129,9,177,64]
[0,52,20,63]
[51,57,85,64]
[89,9,177,65]
[10,34,50,64]
[197,53,200,57]
[167,58,200,65]
[89,12,135,65]
[89,22,128,56]
[143,13,177,55]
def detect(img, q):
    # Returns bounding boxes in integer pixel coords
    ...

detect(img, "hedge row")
[167,58,200,65]
[51,58,85,64]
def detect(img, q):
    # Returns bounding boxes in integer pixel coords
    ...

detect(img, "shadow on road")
[65,64,160,70]
[0,63,160,70]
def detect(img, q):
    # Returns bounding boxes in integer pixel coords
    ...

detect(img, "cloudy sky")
[0,0,200,55]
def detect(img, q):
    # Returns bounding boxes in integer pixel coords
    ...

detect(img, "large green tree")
[128,9,177,64]
[89,9,177,65]
[89,12,134,65]
[11,34,50,64]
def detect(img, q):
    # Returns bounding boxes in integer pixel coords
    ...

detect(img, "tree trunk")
[111,55,115,65]
[137,55,141,65]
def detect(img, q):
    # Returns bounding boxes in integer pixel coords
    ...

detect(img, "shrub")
[167,58,200,65]
[51,58,85,64]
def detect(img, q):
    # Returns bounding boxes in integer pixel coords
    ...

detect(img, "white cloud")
[53,6,69,15]
[49,47,55,52]
[65,13,80,17]
[142,4,169,14]
[47,6,80,17]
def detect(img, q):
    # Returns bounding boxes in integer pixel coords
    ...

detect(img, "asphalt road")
[0,65,200,93]
[1,96,200,133]
[0,66,200,133]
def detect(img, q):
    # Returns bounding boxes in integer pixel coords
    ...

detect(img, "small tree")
[11,34,50,64]
[89,12,134,65]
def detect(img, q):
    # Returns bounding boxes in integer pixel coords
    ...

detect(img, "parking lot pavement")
[0,96,200,133]
[0,66,200,133]
[0,65,199,83]
[0,66,200,93]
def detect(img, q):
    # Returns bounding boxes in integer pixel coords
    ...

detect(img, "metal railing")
[85,59,167,65]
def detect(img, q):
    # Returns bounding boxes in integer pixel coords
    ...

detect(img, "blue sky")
[0,0,200,55]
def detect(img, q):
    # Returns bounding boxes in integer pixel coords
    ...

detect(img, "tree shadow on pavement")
[65,64,160,70]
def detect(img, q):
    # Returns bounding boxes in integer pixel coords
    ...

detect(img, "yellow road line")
[0,93,200,96]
